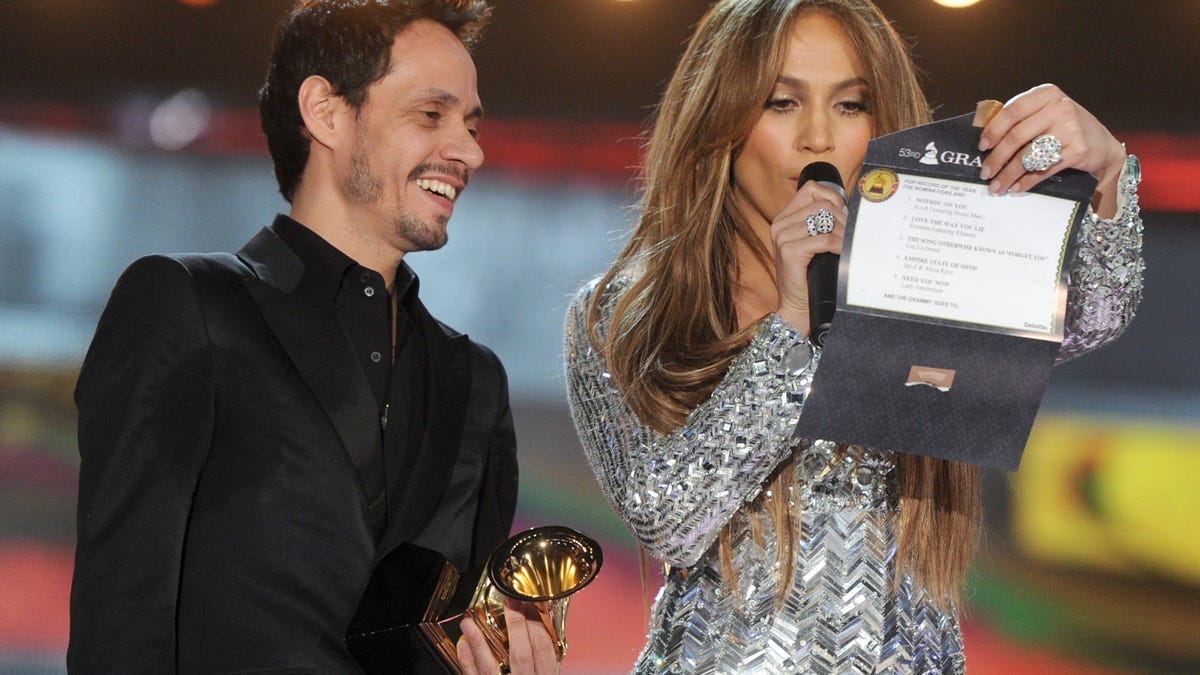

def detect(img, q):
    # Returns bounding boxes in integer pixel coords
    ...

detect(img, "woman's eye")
[838,100,870,115]
[766,97,797,112]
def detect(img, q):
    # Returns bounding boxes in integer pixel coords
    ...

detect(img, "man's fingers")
[458,614,500,675]
[502,599,535,673]
[504,599,560,674]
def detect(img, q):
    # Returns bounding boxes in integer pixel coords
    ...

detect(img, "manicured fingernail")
[979,166,992,180]
[978,138,990,151]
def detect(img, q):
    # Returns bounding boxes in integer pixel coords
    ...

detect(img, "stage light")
[177,0,219,7]
[931,0,982,7]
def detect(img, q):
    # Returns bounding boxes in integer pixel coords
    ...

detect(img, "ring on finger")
[805,207,836,237]
[1021,134,1063,172]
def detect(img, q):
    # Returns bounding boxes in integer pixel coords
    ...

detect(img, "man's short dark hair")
[259,0,493,203]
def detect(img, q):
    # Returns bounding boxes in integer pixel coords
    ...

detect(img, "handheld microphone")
[797,161,845,348]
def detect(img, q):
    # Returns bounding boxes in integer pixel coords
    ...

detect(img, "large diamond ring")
[1022,134,1063,172]
[805,208,836,236]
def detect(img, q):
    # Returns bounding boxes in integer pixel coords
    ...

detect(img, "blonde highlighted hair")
[589,0,980,607]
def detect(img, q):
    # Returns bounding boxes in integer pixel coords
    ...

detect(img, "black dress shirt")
[273,215,427,541]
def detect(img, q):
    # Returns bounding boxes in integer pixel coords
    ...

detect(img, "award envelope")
[792,112,1096,471]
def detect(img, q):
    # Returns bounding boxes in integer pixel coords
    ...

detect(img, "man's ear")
[297,75,349,150]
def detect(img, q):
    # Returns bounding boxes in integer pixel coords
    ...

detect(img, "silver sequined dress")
[563,160,1143,674]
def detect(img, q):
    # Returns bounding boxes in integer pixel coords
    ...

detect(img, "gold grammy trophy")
[347,525,602,674]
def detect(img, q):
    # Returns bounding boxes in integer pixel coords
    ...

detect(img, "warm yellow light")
[178,0,219,6]
[932,0,982,7]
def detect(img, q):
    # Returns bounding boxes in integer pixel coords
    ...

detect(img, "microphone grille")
[797,161,844,190]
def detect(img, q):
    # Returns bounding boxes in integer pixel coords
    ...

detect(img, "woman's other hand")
[979,83,1127,218]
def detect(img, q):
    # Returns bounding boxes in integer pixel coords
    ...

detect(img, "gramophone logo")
[901,140,985,169]
[919,142,939,165]
[858,168,899,203]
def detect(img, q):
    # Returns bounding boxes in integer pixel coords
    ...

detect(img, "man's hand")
[456,598,560,675]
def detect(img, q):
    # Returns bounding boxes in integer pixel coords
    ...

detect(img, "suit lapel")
[237,227,388,537]
[383,300,471,549]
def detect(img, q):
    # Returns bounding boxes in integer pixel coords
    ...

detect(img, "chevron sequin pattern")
[562,162,1143,674]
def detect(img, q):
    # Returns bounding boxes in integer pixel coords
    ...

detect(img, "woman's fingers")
[979,83,1126,211]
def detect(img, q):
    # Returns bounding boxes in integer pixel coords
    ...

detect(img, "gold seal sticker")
[858,168,898,203]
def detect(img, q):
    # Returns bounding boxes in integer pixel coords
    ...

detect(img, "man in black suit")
[68,1,556,672]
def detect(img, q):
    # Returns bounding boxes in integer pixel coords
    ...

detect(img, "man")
[68,1,555,672]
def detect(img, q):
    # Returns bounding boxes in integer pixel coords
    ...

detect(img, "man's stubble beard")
[343,144,448,253]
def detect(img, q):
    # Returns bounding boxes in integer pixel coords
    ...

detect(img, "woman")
[564,0,1143,673]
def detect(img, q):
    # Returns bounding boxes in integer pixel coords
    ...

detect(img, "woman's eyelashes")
[763,95,870,116]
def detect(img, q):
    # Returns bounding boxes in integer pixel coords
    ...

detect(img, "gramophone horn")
[467,525,603,665]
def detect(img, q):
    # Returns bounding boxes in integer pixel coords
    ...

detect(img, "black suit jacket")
[68,225,518,674]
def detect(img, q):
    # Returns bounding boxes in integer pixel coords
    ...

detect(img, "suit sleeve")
[68,255,215,673]
[470,345,518,568]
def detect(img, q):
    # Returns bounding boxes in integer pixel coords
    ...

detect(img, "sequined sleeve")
[563,278,816,566]
[1058,155,1144,361]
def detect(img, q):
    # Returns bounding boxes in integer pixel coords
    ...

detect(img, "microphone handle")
[807,252,838,348]
[796,168,845,347]
[806,179,843,348]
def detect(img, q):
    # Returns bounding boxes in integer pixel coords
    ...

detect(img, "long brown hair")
[588,0,980,607]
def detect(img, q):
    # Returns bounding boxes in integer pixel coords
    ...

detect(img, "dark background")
[3,1,1197,132]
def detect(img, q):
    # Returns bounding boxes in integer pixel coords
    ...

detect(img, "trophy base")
[345,542,465,674]
[346,620,464,674]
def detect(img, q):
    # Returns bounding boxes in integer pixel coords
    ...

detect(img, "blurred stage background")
[1,1,1198,673]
